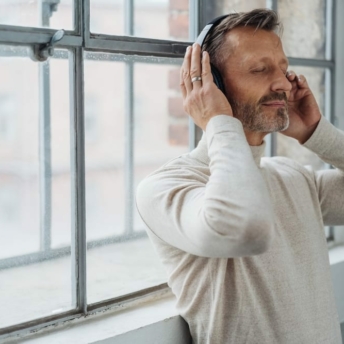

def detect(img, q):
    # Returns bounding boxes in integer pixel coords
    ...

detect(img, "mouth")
[262,101,286,108]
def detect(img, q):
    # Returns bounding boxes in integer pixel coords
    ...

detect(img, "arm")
[136,118,275,259]
[137,44,274,258]
[281,71,344,226]
[303,116,344,226]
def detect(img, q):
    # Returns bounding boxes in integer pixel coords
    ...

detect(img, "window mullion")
[124,0,135,236]
[266,0,278,12]
[124,61,135,237]
[288,57,334,68]
[326,0,335,125]
[125,0,134,36]
[73,0,81,35]
[188,0,206,151]
[69,46,87,314]
[0,25,82,47]
[265,0,278,157]
[38,2,52,252]
[334,0,344,131]
[38,61,52,251]
[83,0,90,46]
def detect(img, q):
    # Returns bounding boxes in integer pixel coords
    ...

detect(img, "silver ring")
[191,76,202,83]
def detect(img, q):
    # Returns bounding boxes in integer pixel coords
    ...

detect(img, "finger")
[286,70,297,82]
[287,71,309,89]
[296,74,309,89]
[179,66,187,99]
[181,46,193,94]
[201,51,213,85]
[190,43,202,90]
[286,70,299,93]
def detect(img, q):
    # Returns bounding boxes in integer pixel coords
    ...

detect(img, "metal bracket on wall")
[29,29,65,62]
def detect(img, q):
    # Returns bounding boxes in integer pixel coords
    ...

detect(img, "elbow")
[202,206,274,257]
[135,179,154,221]
[242,217,274,255]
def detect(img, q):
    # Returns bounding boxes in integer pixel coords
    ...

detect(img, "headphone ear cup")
[210,64,225,94]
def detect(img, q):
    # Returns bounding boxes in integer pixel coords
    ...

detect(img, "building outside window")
[0,0,342,341]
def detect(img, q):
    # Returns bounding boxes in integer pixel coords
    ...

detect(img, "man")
[136,8,344,344]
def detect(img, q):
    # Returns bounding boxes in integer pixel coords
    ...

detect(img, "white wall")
[91,317,192,344]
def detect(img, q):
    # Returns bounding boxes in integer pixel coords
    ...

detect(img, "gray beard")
[229,98,290,133]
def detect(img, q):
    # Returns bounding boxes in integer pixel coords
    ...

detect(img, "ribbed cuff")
[205,115,245,140]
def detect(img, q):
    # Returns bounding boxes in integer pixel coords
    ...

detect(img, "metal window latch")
[29,29,65,62]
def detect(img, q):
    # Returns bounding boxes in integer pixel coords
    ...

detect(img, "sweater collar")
[189,133,266,167]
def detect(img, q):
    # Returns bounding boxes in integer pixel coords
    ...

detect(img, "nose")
[270,69,292,95]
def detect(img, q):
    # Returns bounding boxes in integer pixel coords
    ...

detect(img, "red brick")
[168,97,187,118]
[169,13,189,39]
[169,124,189,146]
[169,0,188,11]
[168,68,182,91]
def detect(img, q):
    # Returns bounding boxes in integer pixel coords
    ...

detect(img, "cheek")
[225,79,264,105]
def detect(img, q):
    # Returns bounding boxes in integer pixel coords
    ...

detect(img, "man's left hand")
[280,71,322,144]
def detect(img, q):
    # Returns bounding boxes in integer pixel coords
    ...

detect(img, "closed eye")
[252,67,266,73]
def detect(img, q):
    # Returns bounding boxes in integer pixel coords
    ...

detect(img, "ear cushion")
[210,64,225,94]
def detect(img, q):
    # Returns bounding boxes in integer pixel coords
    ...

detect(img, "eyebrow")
[254,56,289,67]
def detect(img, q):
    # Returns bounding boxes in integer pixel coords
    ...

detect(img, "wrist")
[203,114,233,131]
[299,120,321,144]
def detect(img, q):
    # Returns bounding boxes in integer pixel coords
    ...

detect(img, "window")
[84,95,98,142]
[0,95,17,142]
[0,0,342,340]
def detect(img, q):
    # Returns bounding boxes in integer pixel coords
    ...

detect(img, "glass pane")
[278,0,327,59]
[84,53,188,303]
[0,48,39,259]
[204,0,267,22]
[90,0,189,41]
[277,67,327,170]
[0,0,74,29]
[0,47,73,328]
[50,53,72,249]
[133,62,189,232]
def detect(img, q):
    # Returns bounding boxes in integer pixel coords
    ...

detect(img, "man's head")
[203,9,292,134]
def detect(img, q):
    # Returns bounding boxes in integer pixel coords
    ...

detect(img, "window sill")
[329,244,344,265]
[15,292,180,344]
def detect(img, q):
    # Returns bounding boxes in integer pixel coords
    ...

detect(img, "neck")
[244,129,268,146]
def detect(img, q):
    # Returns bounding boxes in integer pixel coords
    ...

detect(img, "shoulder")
[261,156,315,181]
[141,153,209,185]
[136,154,209,203]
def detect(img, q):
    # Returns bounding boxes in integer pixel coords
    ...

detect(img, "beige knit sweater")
[136,115,344,344]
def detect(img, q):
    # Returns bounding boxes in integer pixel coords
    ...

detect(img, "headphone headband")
[195,14,229,46]
[194,14,230,94]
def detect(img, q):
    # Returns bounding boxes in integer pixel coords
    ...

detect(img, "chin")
[269,110,289,132]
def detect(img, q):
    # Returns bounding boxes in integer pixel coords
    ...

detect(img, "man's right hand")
[179,43,233,131]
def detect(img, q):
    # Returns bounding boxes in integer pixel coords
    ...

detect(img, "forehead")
[224,26,287,62]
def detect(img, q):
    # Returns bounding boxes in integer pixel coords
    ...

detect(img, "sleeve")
[136,115,275,258]
[303,115,344,226]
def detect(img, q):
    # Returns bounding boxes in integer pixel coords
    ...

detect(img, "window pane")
[0,0,74,29]
[133,61,189,232]
[277,67,327,170]
[90,0,189,41]
[84,53,188,303]
[278,0,327,59]
[50,53,72,249]
[0,47,73,328]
